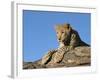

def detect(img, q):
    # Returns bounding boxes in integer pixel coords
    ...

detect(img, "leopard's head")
[55,23,72,44]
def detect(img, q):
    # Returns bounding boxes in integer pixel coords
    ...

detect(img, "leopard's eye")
[62,31,64,33]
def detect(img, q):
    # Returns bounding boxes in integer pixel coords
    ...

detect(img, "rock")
[74,47,90,57]
[23,46,91,69]
[62,46,91,66]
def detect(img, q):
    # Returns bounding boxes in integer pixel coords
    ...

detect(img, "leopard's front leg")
[53,46,69,63]
[41,49,57,65]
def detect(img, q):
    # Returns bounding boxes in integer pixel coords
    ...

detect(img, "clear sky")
[23,10,91,62]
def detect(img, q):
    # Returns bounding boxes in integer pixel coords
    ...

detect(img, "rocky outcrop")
[23,46,90,69]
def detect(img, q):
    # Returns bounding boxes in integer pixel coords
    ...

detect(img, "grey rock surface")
[23,46,90,69]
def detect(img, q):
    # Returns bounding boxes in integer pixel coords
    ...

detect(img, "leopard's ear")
[67,23,70,29]
[68,24,72,32]
[55,24,60,30]
[64,23,72,30]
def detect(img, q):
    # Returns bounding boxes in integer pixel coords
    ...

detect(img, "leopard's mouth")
[58,39,63,42]
[58,40,62,43]
[58,38,66,43]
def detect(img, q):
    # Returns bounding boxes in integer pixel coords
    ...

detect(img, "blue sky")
[23,10,91,62]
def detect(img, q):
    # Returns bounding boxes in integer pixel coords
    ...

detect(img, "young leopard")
[55,23,89,50]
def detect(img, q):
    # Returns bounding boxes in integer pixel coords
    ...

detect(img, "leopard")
[55,23,89,50]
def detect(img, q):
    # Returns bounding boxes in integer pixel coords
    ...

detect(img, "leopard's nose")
[58,38,61,40]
